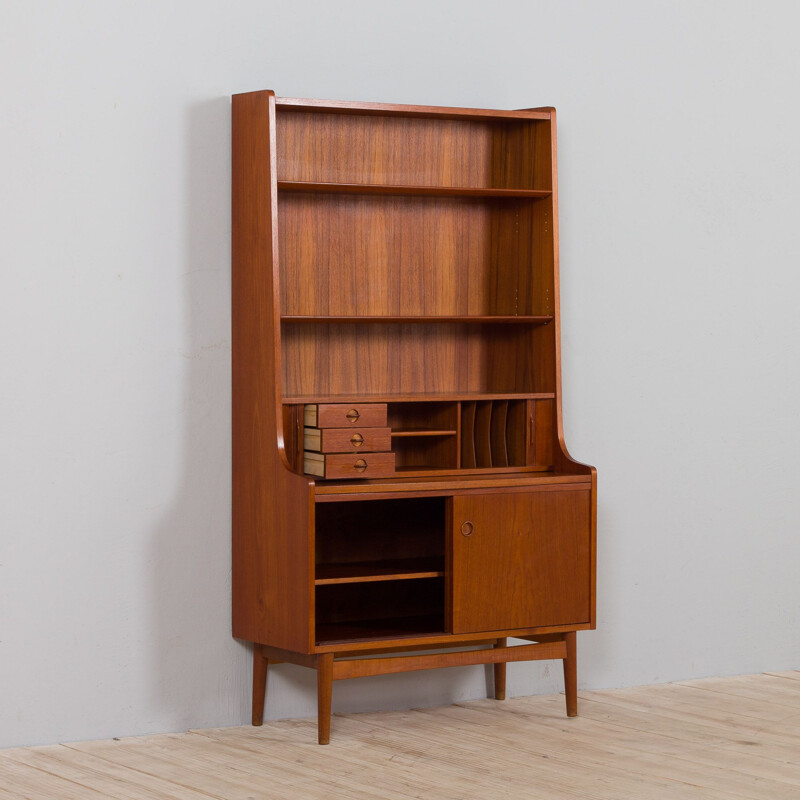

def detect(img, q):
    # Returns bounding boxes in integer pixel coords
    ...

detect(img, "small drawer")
[304,451,395,480]
[304,426,391,454]
[304,403,387,428]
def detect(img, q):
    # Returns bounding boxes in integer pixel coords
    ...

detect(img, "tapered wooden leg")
[317,653,334,745]
[252,644,269,726]
[563,631,577,717]
[493,638,507,700]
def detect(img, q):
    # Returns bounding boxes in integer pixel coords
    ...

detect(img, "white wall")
[1,0,799,748]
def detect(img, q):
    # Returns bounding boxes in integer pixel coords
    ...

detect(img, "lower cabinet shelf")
[315,557,445,585]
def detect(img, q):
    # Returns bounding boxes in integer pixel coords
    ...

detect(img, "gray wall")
[1,0,798,748]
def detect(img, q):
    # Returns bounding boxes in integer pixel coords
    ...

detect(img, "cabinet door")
[449,490,591,634]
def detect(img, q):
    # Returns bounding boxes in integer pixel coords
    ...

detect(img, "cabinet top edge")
[233,92,553,121]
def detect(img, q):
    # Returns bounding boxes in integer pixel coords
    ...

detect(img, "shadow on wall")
[147,97,553,732]
[147,96,318,731]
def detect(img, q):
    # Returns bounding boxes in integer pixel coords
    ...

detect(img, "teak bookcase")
[232,91,597,744]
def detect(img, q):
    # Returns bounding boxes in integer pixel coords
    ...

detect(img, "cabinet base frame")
[251,632,579,744]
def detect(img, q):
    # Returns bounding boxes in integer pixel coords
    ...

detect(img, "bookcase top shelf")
[275,96,553,122]
[278,180,552,198]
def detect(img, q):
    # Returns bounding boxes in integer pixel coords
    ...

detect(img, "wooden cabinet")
[232,91,596,744]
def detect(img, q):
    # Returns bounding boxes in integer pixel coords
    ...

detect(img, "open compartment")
[281,322,541,399]
[460,398,530,469]
[315,579,445,644]
[315,497,445,570]
[315,497,446,643]
[279,193,553,318]
[276,111,551,191]
[388,402,458,472]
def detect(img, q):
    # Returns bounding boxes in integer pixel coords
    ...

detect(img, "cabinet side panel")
[232,91,312,652]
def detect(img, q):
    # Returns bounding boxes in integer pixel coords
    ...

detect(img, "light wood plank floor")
[2,672,798,799]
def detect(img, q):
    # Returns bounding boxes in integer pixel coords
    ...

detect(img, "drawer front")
[304,403,387,428]
[304,426,392,454]
[304,451,395,479]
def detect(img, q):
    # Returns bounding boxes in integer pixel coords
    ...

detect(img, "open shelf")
[281,315,553,324]
[315,615,445,645]
[285,392,555,404]
[278,180,551,198]
[391,429,457,438]
[315,557,444,585]
[276,96,551,121]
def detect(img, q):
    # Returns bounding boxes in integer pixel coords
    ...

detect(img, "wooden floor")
[2,672,799,799]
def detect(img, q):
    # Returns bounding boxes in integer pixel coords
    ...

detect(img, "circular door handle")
[350,433,364,448]
[353,459,368,473]
[461,520,474,537]
[346,409,361,423]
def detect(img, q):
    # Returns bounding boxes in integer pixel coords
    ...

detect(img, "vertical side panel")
[544,109,597,629]
[460,401,477,468]
[232,91,313,653]
[489,400,509,467]
[534,398,555,467]
[506,400,526,467]
[473,401,493,468]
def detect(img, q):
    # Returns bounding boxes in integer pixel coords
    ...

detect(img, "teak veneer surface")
[276,95,552,120]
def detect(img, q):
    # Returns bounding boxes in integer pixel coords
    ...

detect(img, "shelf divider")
[315,558,444,586]
[281,315,553,324]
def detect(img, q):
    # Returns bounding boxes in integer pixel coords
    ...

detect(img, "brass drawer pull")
[354,459,368,473]
[350,433,364,447]
[346,409,360,423]
[461,521,474,537]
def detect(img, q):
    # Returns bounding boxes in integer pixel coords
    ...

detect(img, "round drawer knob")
[461,521,474,537]
[346,409,361,423]
[354,459,368,473]
[350,433,364,448]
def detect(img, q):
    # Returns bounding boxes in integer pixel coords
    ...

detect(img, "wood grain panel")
[450,489,591,633]
[306,403,387,428]
[304,451,395,480]
[533,398,555,467]
[304,426,391,454]
[473,401,493,468]
[460,401,477,469]
[506,400,527,466]
[333,640,565,680]
[489,400,509,467]
[232,90,313,652]
[282,323,539,398]
[276,112,547,189]
[279,193,547,318]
